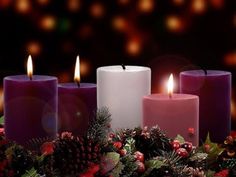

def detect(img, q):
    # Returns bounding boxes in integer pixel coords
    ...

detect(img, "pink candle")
[143,74,199,145]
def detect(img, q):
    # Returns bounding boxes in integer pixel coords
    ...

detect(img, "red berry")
[113,141,122,149]
[134,151,144,162]
[176,148,189,158]
[136,161,145,173]
[181,142,193,152]
[119,149,127,156]
[171,140,181,151]
[204,144,210,153]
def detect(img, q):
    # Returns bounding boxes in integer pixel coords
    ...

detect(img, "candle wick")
[29,75,32,81]
[203,69,207,75]
[168,93,172,99]
[121,64,126,70]
[76,81,80,87]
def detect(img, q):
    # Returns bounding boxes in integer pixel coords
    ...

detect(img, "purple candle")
[58,56,97,136]
[4,56,58,146]
[180,70,231,143]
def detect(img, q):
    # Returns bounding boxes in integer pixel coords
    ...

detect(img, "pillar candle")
[180,70,231,143]
[4,67,57,146]
[143,74,199,146]
[97,65,151,130]
[58,83,96,136]
[58,56,96,136]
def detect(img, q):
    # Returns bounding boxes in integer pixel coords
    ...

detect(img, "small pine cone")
[51,134,101,177]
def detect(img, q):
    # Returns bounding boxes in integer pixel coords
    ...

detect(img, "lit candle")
[58,56,96,136]
[4,55,58,146]
[97,65,151,130]
[180,70,231,143]
[143,74,199,145]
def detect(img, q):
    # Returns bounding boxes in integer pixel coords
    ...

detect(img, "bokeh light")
[80,60,91,77]
[67,0,81,12]
[166,15,185,32]
[26,41,42,56]
[172,0,185,6]
[37,0,50,6]
[118,0,130,5]
[191,0,206,14]
[126,38,141,56]
[15,0,31,14]
[137,0,154,13]
[78,24,93,39]
[0,0,11,9]
[224,52,236,66]
[90,2,105,18]
[210,0,224,9]
[40,15,57,31]
[112,16,127,32]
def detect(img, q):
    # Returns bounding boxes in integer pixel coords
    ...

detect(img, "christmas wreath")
[0,108,235,177]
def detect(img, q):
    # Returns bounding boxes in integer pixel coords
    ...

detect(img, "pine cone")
[49,132,101,177]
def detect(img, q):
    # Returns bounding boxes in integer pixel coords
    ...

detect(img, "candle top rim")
[4,75,57,81]
[144,93,198,101]
[58,83,96,88]
[97,65,150,72]
[180,70,231,76]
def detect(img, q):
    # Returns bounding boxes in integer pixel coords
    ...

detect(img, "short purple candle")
[58,83,96,136]
[180,70,231,143]
[4,75,58,146]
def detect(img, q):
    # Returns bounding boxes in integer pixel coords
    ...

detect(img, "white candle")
[97,65,151,130]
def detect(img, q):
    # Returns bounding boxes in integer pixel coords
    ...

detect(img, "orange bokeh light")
[26,41,42,56]
[118,0,130,5]
[40,15,56,31]
[90,3,105,18]
[67,0,80,12]
[191,0,206,14]
[126,38,141,56]
[224,52,236,66]
[166,15,185,32]
[112,16,127,32]
[37,0,50,6]
[15,0,31,14]
[137,0,154,13]
[210,0,224,9]
[172,0,185,6]
[0,0,11,8]
[80,60,90,77]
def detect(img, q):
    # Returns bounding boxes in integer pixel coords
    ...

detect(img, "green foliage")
[110,161,124,177]
[21,168,41,177]
[0,116,3,125]
[175,134,185,144]
[123,137,136,154]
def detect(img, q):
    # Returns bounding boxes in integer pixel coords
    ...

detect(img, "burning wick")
[74,55,80,87]
[167,74,174,99]
[121,64,126,70]
[27,55,33,80]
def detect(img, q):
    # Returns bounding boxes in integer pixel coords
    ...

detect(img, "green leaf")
[145,159,165,169]
[123,137,135,154]
[200,133,224,165]
[110,161,124,177]
[175,134,185,144]
[101,152,120,173]
[0,116,4,125]
[21,168,40,177]
[205,169,215,177]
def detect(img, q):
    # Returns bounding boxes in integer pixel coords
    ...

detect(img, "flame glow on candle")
[74,55,80,86]
[27,55,33,80]
[167,74,173,98]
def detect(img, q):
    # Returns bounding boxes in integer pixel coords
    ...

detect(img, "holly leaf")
[0,116,4,125]
[21,168,41,177]
[175,134,185,144]
[101,152,120,174]
[145,159,165,169]
[200,133,224,165]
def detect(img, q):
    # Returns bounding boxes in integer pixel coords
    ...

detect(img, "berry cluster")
[171,140,193,158]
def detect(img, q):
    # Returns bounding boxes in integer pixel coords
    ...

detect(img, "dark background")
[0,0,235,127]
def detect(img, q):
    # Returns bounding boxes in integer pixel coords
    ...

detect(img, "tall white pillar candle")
[97,65,151,130]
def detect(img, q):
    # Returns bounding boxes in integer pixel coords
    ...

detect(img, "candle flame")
[74,55,80,84]
[167,74,174,98]
[27,55,33,80]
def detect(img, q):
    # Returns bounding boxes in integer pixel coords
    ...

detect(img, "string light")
[40,15,57,31]
[90,3,105,18]
[137,0,154,13]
